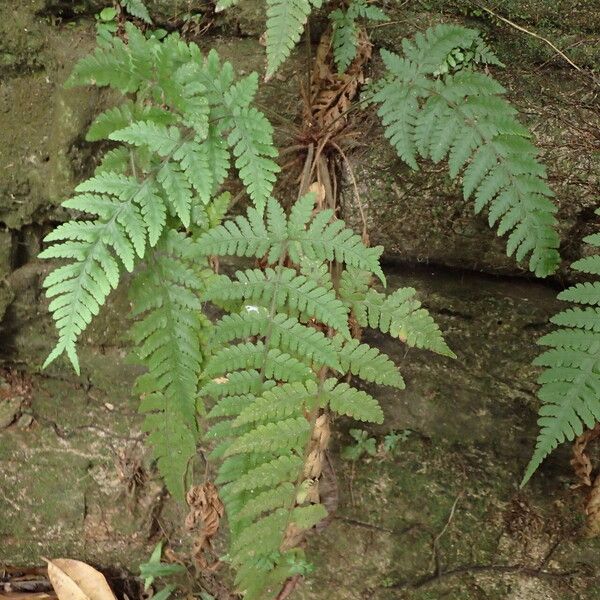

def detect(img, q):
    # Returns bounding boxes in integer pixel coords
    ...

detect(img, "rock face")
[0,1,599,598]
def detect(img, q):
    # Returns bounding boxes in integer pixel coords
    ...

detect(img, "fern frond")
[230,508,290,564]
[228,107,280,212]
[40,181,153,372]
[233,382,317,427]
[157,162,193,227]
[225,417,311,457]
[295,211,385,283]
[212,308,342,371]
[226,455,305,496]
[523,213,600,485]
[205,342,315,382]
[321,378,384,423]
[122,0,152,23]
[331,9,358,74]
[372,25,560,277]
[202,370,276,399]
[330,0,388,73]
[66,34,136,92]
[128,231,208,498]
[238,483,296,520]
[139,393,197,499]
[109,121,182,156]
[338,267,372,308]
[334,337,405,388]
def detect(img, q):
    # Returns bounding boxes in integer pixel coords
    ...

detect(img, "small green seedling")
[342,429,378,461]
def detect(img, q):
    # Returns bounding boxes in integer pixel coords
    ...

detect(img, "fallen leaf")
[45,560,115,600]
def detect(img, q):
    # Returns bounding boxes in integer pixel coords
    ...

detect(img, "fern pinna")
[523,209,600,485]
[197,191,454,598]
[216,0,322,79]
[39,24,278,499]
[330,0,388,73]
[371,24,560,277]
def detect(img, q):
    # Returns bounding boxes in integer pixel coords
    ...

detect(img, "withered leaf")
[45,559,115,600]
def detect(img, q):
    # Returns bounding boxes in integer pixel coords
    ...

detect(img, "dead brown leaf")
[571,423,600,487]
[185,482,225,569]
[45,560,115,600]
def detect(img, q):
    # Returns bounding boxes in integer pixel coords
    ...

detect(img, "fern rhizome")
[38,11,563,600]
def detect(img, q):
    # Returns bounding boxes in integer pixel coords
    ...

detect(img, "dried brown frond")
[185,482,225,569]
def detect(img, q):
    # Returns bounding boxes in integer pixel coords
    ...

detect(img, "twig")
[429,491,463,575]
[475,3,583,72]
[392,563,581,590]
[336,515,419,536]
[331,141,369,244]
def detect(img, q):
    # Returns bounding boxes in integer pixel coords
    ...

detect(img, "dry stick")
[429,491,463,576]
[393,563,581,590]
[331,141,369,244]
[476,3,584,72]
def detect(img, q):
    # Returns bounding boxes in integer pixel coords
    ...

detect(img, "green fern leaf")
[523,226,600,485]
[205,342,315,382]
[334,337,405,388]
[228,107,279,212]
[237,483,296,520]
[157,162,192,227]
[225,455,304,496]
[95,148,130,175]
[139,393,197,500]
[205,267,351,338]
[208,394,256,419]
[331,9,358,73]
[201,370,276,399]
[372,26,560,277]
[233,382,316,427]
[129,231,208,498]
[40,184,152,372]
[225,417,311,457]
[290,503,327,529]
[355,288,455,357]
[109,121,182,156]
[122,0,152,23]
[265,0,316,79]
[212,308,342,371]
[321,378,384,423]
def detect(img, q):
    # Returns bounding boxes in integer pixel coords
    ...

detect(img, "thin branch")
[476,3,583,72]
